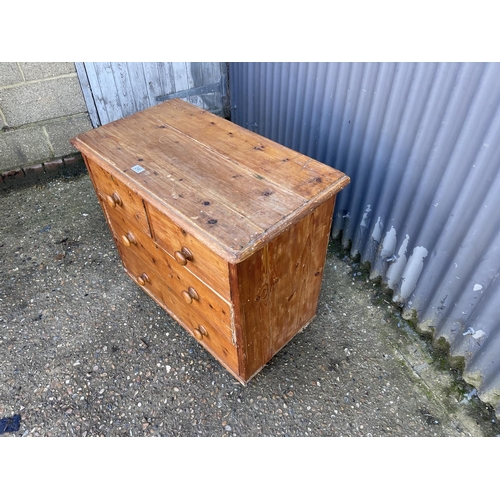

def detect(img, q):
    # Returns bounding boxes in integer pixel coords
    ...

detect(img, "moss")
[433,336,450,356]
[327,236,347,258]
[328,234,500,432]
[448,355,465,372]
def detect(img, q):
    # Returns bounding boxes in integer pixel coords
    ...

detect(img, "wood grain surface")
[71,99,349,263]
[231,197,335,381]
[71,99,350,383]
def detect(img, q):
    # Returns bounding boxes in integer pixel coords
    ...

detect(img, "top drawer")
[147,203,231,300]
[86,158,151,236]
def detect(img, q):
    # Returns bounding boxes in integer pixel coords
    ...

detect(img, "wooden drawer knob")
[174,246,194,266]
[106,192,122,208]
[121,232,137,247]
[137,273,150,286]
[193,325,208,340]
[181,286,199,304]
[188,286,199,301]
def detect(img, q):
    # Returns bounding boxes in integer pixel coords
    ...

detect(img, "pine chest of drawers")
[71,99,350,383]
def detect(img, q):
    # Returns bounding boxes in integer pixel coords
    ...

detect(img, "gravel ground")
[1,173,499,438]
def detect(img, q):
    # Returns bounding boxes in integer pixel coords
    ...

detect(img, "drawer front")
[86,157,150,235]
[107,210,234,343]
[146,203,231,300]
[118,245,239,374]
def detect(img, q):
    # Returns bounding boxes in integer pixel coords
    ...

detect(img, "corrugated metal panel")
[230,62,500,415]
[76,62,229,127]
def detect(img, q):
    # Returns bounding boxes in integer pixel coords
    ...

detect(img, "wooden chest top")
[71,99,350,263]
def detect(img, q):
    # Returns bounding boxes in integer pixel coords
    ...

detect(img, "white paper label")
[131,165,145,173]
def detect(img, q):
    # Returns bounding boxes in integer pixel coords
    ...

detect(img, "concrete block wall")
[0,62,93,175]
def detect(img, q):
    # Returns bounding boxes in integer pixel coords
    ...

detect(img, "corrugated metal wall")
[230,62,500,415]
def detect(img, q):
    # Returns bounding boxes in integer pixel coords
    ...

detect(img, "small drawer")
[119,249,239,374]
[146,203,230,300]
[86,157,150,235]
[108,212,234,343]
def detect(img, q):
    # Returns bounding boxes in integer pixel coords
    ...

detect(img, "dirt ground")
[1,173,499,437]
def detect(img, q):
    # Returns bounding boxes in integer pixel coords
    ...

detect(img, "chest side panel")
[267,196,335,352]
[231,197,336,381]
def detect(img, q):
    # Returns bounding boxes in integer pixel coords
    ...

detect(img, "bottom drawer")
[118,245,240,376]
[103,206,234,342]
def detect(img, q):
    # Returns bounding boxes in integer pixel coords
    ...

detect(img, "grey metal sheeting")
[230,62,500,415]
